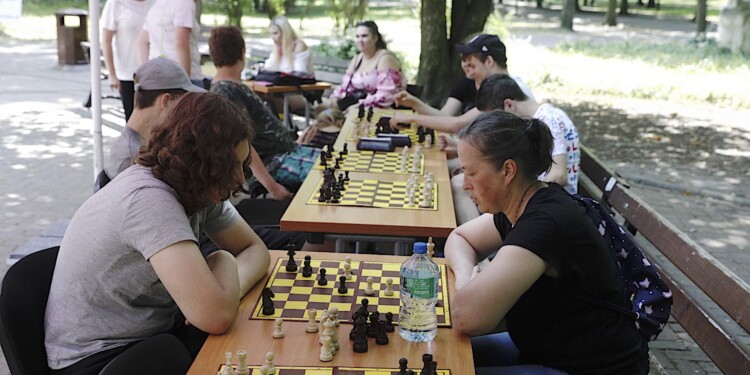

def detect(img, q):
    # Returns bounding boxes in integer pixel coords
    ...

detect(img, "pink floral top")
[331,68,405,108]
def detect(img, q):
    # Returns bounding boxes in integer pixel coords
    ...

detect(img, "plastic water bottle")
[399,242,439,342]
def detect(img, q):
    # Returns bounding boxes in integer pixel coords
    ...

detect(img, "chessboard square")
[272,279,295,287]
[377,305,400,316]
[298,370,331,375]
[273,293,290,301]
[436,306,445,315]
[377,297,399,306]
[283,308,307,319]
[331,295,352,303]
[329,302,352,313]
[309,294,332,303]
[293,279,315,287]
[319,261,341,268]
[360,269,383,277]
[358,281,380,290]
[308,301,331,311]
[289,292,313,301]
[361,371,391,375]
[356,296,379,305]
[283,301,309,311]
[334,289,355,297]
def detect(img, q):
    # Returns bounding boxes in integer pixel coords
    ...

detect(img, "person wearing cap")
[44,92,271,374]
[138,0,206,88]
[329,20,406,110]
[388,34,533,134]
[104,57,204,180]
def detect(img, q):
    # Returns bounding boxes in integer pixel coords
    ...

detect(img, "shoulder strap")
[555,285,636,319]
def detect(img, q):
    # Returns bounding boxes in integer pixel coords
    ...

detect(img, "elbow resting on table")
[451,294,499,336]
[193,305,238,335]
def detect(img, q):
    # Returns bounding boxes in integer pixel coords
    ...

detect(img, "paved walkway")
[1,13,748,373]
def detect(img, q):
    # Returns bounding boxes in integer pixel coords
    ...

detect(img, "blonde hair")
[267,16,298,71]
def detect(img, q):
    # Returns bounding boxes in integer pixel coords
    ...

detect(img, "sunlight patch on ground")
[715,148,750,157]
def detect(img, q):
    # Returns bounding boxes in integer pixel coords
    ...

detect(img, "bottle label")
[403,276,436,299]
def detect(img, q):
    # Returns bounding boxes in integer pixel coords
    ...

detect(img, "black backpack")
[566,194,673,341]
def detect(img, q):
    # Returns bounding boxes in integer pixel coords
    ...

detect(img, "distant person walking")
[101,0,155,121]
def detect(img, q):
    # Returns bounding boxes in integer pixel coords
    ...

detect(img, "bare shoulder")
[378,50,401,70]
[294,38,308,52]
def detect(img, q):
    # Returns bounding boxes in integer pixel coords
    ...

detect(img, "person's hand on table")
[268,182,294,201]
[108,76,120,90]
[394,90,417,109]
[438,133,458,159]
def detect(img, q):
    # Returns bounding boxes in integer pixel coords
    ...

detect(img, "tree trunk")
[619,0,628,15]
[561,0,576,30]
[536,0,544,9]
[696,0,707,33]
[605,0,617,25]
[417,0,493,107]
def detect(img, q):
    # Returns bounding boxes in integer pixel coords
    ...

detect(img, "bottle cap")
[413,242,427,254]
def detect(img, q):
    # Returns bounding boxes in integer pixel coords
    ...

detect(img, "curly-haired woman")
[44,92,270,374]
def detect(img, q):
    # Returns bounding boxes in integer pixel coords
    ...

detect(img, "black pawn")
[320,152,327,167]
[375,320,389,345]
[337,275,348,294]
[334,158,340,169]
[285,245,297,272]
[358,103,365,119]
[302,255,312,277]
[385,312,395,332]
[350,312,359,340]
[357,298,370,318]
[343,170,350,182]
[399,358,408,375]
[342,143,349,155]
[317,268,328,286]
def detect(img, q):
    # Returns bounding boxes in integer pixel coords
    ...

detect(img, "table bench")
[578,145,750,374]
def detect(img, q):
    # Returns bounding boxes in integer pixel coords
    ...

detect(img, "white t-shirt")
[534,103,581,194]
[142,0,203,80]
[101,0,155,81]
[264,48,313,74]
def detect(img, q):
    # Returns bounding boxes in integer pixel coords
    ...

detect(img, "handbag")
[255,70,316,86]
[337,55,369,110]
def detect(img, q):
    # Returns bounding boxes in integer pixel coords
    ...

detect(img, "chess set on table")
[312,145,425,175]
[250,257,451,327]
[346,107,437,147]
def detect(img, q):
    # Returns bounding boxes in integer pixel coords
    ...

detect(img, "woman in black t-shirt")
[445,111,649,375]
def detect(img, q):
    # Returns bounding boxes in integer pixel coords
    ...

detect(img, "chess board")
[346,120,437,146]
[250,258,451,327]
[217,365,451,375]
[306,179,438,211]
[313,150,424,175]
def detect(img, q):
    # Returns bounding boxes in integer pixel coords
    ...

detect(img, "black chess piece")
[320,151,327,167]
[352,316,369,353]
[375,320,389,345]
[317,268,328,286]
[421,354,433,375]
[334,158,340,169]
[430,361,438,375]
[302,255,312,277]
[325,144,333,158]
[399,358,408,375]
[367,106,374,122]
[343,171,350,182]
[285,245,297,272]
[367,311,379,338]
[385,312,395,332]
[350,312,359,340]
[358,103,366,119]
[337,275,348,294]
[406,370,415,375]
[342,143,349,155]
[261,288,275,315]
[357,298,370,318]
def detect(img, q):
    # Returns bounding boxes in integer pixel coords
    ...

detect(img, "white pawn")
[264,352,276,375]
[384,277,394,296]
[344,262,353,280]
[402,145,409,157]
[424,134,432,149]
[407,189,416,207]
[236,350,249,375]
[427,237,436,258]
[364,276,376,296]
[420,194,432,208]
[411,154,420,173]
[258,366,269,375]
[273,318,285,339]
[320,336,334,362]
[306,308,319,333]
[223,352,236,375]
[324,318,338,351]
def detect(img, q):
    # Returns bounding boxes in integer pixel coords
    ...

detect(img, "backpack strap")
[554,284,637,320]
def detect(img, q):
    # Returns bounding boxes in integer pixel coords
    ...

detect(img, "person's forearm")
[403,113,470,134]
[445,233,480,290]
[250,147,276,190]
[205,250,242,308]
[413,101,443,116]
[102,30,117,79]
[137,30,149,65]
[175,28,192,76]
[235,243,271,297]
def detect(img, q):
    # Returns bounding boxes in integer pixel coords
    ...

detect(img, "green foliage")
[22,0,100,16]
[327,0,367,32]
[553,39,747,73]
[484,10,512,41]
[311,37,357,61]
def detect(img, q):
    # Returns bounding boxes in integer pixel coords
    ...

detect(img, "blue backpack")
[567,194,673,341]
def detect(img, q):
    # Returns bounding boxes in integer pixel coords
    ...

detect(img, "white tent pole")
[89,0,103,181]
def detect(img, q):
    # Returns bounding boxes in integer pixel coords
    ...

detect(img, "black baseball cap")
[455,34,507,66]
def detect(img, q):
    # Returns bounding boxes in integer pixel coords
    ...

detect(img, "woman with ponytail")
[445,111,649,374]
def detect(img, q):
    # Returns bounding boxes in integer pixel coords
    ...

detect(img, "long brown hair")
[137,92,254,215]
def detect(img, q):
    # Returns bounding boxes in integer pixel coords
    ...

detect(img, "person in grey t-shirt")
[45,93,271,374]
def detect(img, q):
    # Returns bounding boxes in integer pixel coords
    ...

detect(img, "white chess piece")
[320,336,334,362]
[318,311,329,344]
[384,277,394,296]
[424,134,432,149]
[344,262,353,280]
[427,237,436,258]
[273,318,285,339]
[264,352,276,375]
[407,189,416,206]
[223,352,236,375]
[236,350,249,375]
[306,308,319,333]
[324,318,338,351]
[258,366,269,375]
[365,276,376,296]
[329,306,340,327]
[411,154,419,173]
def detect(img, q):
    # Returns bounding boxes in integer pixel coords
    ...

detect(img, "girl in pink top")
[330,20,405,109]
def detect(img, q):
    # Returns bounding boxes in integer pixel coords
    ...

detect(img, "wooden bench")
[578,145,750,374]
